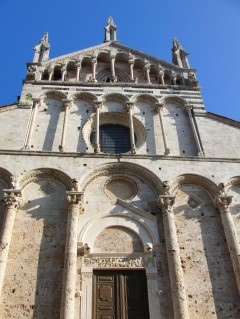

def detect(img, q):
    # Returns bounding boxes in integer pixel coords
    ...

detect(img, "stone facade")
[0,17,240,319]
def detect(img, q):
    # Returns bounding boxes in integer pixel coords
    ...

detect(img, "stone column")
[129,58,134,80]
[159,69,165,85]
[61,65,67,81]
[60,191,83,319]
[59,99,72,152]
[155,103,170,155]
[110,55,116,77]
[93,100,102,153]
[158,194,189,319]
[215,195,240,294]
[172,72,177,85]
[91,57,97,82]
[185,106,204,156]
[0,190,22,295]
[145,63,151,83]
[48,68,53,81]
[76,61,82,81]
[25,97,41,149]
[126,102,136,154]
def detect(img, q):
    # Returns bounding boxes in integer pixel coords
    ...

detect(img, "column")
[215,195,240,294]
[61,65,67,81]
[186,106,204,156]
[155,103,170,155]
[158,194,189,319]
[0,190,22,295]
[76,60,82,81]
[145,63,151,83]
[129,58,134,80]
[172,72,177,85]
[110,55,116,77]
[93,100,102,153]
[25,97,41,149]
[159,69,165,85]
[91,57,97,82]
[48,68,53,81]
[60,191,83,319]
[126,102,136,154]
[59,99,72,152]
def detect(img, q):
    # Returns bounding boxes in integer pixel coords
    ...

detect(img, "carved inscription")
[83,256,155,268]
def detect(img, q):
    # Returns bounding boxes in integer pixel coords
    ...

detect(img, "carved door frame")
[80,255,161,319]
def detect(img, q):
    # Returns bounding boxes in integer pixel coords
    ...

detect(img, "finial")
[33,32,50,63]
[172,37,190,69]
[104,17,118,43]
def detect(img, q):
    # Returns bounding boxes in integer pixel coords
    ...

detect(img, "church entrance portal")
[93,269,150,319]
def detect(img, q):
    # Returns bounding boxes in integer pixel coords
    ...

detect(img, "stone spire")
[172,37,190,69]
[33,32,50,63]
[104,16,118,43]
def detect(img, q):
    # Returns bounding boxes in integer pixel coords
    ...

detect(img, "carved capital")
[125,102,134,112]
[155,103,163,113]
[215,195,232,211]
[63,99,72,108]
[3,190,22,209]
[93,100,102,111]
[66,191,83,207]
[32,97,41,107]
[158,195,175,211]
[92,57,97,64]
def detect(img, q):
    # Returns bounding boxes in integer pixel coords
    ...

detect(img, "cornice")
[0,149,239,163]
[23,80,200,91]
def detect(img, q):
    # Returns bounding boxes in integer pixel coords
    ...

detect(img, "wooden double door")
[93,269,150,319]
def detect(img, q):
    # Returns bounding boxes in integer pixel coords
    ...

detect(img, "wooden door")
[93,270,149,319]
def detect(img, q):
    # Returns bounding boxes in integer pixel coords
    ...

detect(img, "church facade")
[0,17,240,319]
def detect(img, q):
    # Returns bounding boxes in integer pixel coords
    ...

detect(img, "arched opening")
[53,65,62,81]
[80,57,92,82]
[41,69,49,80]
[66,61,77,81]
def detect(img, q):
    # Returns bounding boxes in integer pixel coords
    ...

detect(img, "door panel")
[93,270,149,319]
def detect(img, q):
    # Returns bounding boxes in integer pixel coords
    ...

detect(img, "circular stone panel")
[104,176,137,200]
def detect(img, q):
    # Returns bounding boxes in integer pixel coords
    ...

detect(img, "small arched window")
[90,124,133,154]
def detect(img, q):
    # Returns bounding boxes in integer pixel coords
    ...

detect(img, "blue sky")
[0,0,239,120]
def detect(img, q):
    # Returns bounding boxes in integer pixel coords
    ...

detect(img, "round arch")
[226,176,240,192]
[159,95,189,111]
[19,168,73,191]
[100,92,130,104]
[69,91,98,102]
[170,174,218,201]
[80,162,163,195]
[38,90,68,101]
[0,167,13,188]
[131,93,159,107]
[80,214,157,246]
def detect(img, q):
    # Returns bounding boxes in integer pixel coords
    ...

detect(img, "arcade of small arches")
[26,91,204,156]
[1,165,240,318]
[27,52,196,86]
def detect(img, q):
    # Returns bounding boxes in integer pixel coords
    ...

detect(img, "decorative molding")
[100,92,130,103]
[170,174,218,201]
[131,93,159,106]
[80,162,162,194]
[19,168,73,191]
[82,255,156,268]
[0,168,13,188]
[3,190,22,208]
[104,176,138,201]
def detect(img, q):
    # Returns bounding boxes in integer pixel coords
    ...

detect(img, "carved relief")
[83,256,155,268]
[39,181,56,196]
[3,192,22,208]
[187,194,203,209]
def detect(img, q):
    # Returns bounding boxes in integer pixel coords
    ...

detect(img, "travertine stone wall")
[1,180,67,319]
[174,185,240,318]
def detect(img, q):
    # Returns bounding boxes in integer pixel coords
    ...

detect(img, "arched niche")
[149,64,159,84]
[172,174,240,318]
[160,96,198,156]
[133,59,145,83]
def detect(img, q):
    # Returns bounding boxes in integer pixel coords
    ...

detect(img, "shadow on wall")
[7,180,67,319]
[174,185,240,318]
